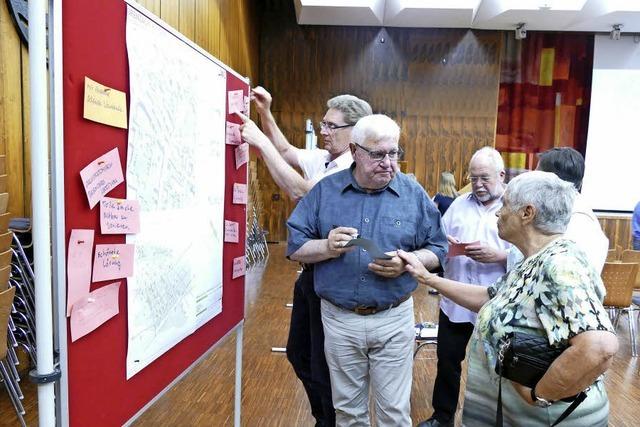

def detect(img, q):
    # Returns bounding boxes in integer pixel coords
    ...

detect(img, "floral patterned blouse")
[475,238,614,369]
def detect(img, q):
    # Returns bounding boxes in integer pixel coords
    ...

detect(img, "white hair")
[351,114,400,146]
[470,146,504,173]
[506,171,576,235]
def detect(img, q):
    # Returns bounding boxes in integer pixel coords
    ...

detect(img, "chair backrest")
[620,250,640,289]
[602,262,639,307]
[606,249,618,262]
[0,231,11,252]
[0,286,16,359]
[0,265,10,289]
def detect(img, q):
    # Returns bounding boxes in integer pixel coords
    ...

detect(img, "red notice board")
[61,1,248,425]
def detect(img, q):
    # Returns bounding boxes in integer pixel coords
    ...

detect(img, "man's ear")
[349,143,356,156]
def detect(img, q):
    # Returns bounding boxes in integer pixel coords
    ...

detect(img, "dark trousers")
[286,268,335,427]
[431,309,475,423]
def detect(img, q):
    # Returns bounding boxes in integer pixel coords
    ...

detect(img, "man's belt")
[350,294,411,316]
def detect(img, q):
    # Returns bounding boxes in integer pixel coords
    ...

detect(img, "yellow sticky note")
[83,77,128,129]
[539,48,555,87]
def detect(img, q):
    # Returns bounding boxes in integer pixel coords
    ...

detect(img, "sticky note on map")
[70,281,120,342]
[232,183,248,205]
[232,256,246,279]
[92,244,134,282]
[228,89,244,114]
[224,220,239,243]
[226,121,242,145]
[243,96,250,114]
[80,148,124,209]
[100,197,140,234]
[67,229,95,317]
[83,77,128,129]
[235,143,249,169]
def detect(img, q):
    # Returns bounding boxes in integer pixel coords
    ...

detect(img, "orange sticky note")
[235,143,249,169]
[228,89,244,114]
[224,220,239,243]
[226,122,242,145]
[232,256,246,279]
[100,197,140,234]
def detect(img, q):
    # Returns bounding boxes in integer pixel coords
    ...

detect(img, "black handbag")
[494,331,588,427]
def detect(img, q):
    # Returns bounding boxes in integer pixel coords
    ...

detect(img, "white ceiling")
[294,0,640,32]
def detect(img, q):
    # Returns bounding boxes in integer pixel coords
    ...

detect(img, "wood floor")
[2,243,639,426]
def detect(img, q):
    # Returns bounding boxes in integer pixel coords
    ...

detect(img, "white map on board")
[125,6,226,379]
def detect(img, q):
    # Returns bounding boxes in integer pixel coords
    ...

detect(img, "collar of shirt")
[336,163,401,197]
[324,150,353,173]
[466,192,504,212]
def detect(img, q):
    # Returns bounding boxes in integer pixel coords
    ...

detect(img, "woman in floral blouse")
[399,171,618,426]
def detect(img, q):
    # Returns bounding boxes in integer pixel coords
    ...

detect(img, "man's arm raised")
[237,112,313,201]
[251,86,300,167]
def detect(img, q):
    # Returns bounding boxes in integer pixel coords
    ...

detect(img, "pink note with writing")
[67,229,95,317]
[232,256,246,279]
[70,281,120,342]
[243,96,250,114]
[235,143,249,169]
[80,148,124,209]
[100,197,140,234]
[224,220,239,243]
[228,89,244,114]
[448,241,480,257]
[232,183,248,205]
[92,244,135,282]
[226,121,242,145]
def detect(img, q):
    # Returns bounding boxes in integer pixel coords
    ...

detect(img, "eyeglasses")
[318,121,353,132]
[353,143,403,161]
[467,175,493,184]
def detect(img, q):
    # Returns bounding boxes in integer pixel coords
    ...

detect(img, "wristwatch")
[531,386,554,407]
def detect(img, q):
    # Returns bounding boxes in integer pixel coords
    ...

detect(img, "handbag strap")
[495,358,588,426]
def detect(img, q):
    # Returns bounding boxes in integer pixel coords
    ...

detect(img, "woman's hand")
[397,249,436,286]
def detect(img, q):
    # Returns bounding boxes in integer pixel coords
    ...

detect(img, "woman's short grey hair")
[506,171,576,235]
[351,114,400,146]
[327,95,373,125]
[470,147,504,174]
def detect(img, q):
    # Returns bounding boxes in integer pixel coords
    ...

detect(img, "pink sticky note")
[226,121,242,145]
[448,241,481,258]
[243,95,250,114]
[100,197,140,234]
[80,148,124,209]
[224,220,239,243]
[235,143,249,169]
[228,89,244,114]
[232,183,248,205]
[67,229,95,317]
[232,256,246,279]
[92,244,135,282]
[70,282,120,342]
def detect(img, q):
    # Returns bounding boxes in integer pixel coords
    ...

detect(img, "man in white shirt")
[507,147,608,275]
[239,87,372,427]
[419,147,511,427]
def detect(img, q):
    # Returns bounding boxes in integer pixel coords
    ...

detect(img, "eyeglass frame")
[318,121,354,132]
[466,174,496,184]
[352,142,404,161]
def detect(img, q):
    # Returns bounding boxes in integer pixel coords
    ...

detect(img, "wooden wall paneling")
[135,0,160,17]
[0,0,25,218]
[259,1,502,240]
[21,45,30,217]
[159,0,179,31]
[194,0,210,53]
[178,0,196,41]
[217,0,233,66]
[208,0,221,56]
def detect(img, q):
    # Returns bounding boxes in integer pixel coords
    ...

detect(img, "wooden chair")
[602,262,640,356]
[621,250,640,289]
[606,249,618,262]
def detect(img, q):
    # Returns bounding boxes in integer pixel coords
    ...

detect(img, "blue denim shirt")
[287,167,448,309]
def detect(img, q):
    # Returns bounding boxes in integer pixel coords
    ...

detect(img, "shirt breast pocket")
[381,216,418,249]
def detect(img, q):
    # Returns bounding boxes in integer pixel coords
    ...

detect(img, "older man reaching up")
[287,114,447,426]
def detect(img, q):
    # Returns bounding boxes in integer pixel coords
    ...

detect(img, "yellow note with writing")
[83,77,128,129]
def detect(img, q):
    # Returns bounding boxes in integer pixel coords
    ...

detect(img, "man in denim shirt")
[287,114,447,426]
